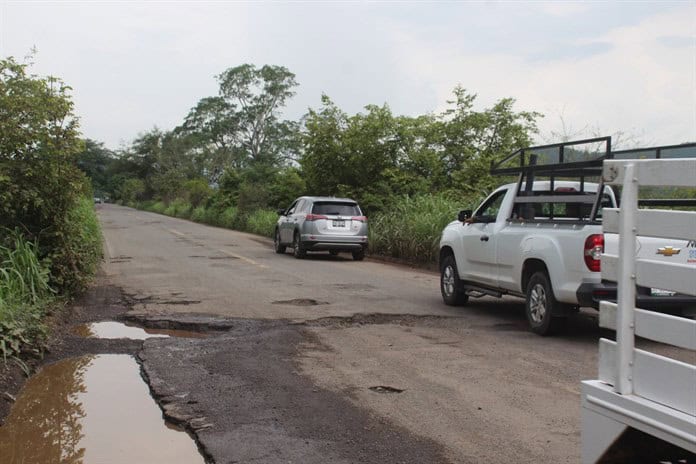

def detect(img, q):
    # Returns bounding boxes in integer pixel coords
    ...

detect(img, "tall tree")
[217,64,299,166]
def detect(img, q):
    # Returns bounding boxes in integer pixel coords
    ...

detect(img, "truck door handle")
[480,235,489,242]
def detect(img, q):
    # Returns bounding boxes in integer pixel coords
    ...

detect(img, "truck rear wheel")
[525,272,566,336]
[440,255,468,306]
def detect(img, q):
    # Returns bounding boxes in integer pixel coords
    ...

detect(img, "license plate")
[651,288,676,297]
[332,220,345,227]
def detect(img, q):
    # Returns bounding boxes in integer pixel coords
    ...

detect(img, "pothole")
[368,386,404,394]
[331,283,376,291]
[0,355,205,463]
[272,299,329,306]
[74,321,207,340]
[490,322,525,331]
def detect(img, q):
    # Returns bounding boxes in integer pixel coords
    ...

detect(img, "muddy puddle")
[0,354,205,464]
[75,321,206,340]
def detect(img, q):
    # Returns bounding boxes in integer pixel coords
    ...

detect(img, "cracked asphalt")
[89,204,620,462]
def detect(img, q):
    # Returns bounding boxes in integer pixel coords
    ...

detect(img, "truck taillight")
[584,234,604,272]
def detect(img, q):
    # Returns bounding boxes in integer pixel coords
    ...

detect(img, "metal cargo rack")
[490,137,696,223]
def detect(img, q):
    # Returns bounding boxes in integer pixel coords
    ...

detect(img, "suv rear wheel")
[352,248,365,261]
[293,232,306,259]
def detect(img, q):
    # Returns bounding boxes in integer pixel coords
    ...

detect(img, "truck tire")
[440,255,469,306]
[274,229,286,254]
[525,272,566,336]
[293,232,306,259]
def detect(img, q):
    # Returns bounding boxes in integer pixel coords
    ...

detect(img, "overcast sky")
[1,1,694,150]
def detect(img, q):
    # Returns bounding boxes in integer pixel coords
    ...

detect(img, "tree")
[0,56,84,235]
[301,96,440,211]
[435,86,541,197]
[216,64,299,166]
[76,139,115,196]
[119,178,146,204]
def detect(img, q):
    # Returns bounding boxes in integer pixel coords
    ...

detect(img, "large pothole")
[0,355,206,463]
[74,321,207,340]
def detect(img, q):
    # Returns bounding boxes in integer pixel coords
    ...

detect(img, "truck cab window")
[475,190,507,222]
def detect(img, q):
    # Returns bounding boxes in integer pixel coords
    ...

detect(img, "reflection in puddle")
[74,321,206,340]
[0,355,204,464]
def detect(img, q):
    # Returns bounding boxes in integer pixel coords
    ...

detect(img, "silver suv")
[274,196,368,260]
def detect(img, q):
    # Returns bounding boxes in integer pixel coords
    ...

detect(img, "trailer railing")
[581,158,696,463]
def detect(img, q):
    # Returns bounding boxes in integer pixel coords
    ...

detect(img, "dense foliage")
[1,56,102,363]
[1,57,101,292]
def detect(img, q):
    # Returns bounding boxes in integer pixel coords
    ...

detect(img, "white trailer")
[581,158,696,463]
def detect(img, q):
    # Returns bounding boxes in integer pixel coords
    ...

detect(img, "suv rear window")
[312,202,361,216]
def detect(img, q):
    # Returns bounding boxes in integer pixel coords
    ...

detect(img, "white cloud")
[384,4,696,146]
[1,2,693,148]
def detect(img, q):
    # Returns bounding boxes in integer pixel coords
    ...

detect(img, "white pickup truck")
[439,138,696,335]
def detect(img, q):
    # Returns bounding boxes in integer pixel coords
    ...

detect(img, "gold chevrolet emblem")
[657,246,681,257]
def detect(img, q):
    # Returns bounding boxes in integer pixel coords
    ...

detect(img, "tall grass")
[245,209,277,238]
[368,194,471,264]
[0,231,52,361]
[52,197,103,293]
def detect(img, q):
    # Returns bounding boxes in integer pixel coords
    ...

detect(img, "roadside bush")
[368,194,470,263]
[149,201,167,214]
[49,197,103,293]
[190,206,207,223]
[0,231,53,361]
[202,205,223,226]
[245,209,277,238]
[184,179,212,208]
[163,198,192,219]
[219,207,239,229]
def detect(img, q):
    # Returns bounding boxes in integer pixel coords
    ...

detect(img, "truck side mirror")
[458,210,472,222]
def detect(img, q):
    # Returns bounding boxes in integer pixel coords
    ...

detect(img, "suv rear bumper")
[576,282,696,311]
[301,234,367,252]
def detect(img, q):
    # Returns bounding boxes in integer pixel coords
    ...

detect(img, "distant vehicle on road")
[274,196,368,261]
[94,197,103,204]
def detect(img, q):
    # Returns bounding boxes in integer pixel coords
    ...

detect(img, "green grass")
[368,194,472,264]
[0,230,52,362]
[245,209,277,238]
[0,197,103,365]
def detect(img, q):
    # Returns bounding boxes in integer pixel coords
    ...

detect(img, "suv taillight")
[584,234,604,272]
[351,216,367,222]
[305,214,329,221]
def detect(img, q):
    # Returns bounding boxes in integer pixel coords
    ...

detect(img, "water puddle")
[74,321,206,340]
[0,354,205,464]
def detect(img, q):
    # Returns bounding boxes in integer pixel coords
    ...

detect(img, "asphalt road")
[98,203,609,463]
